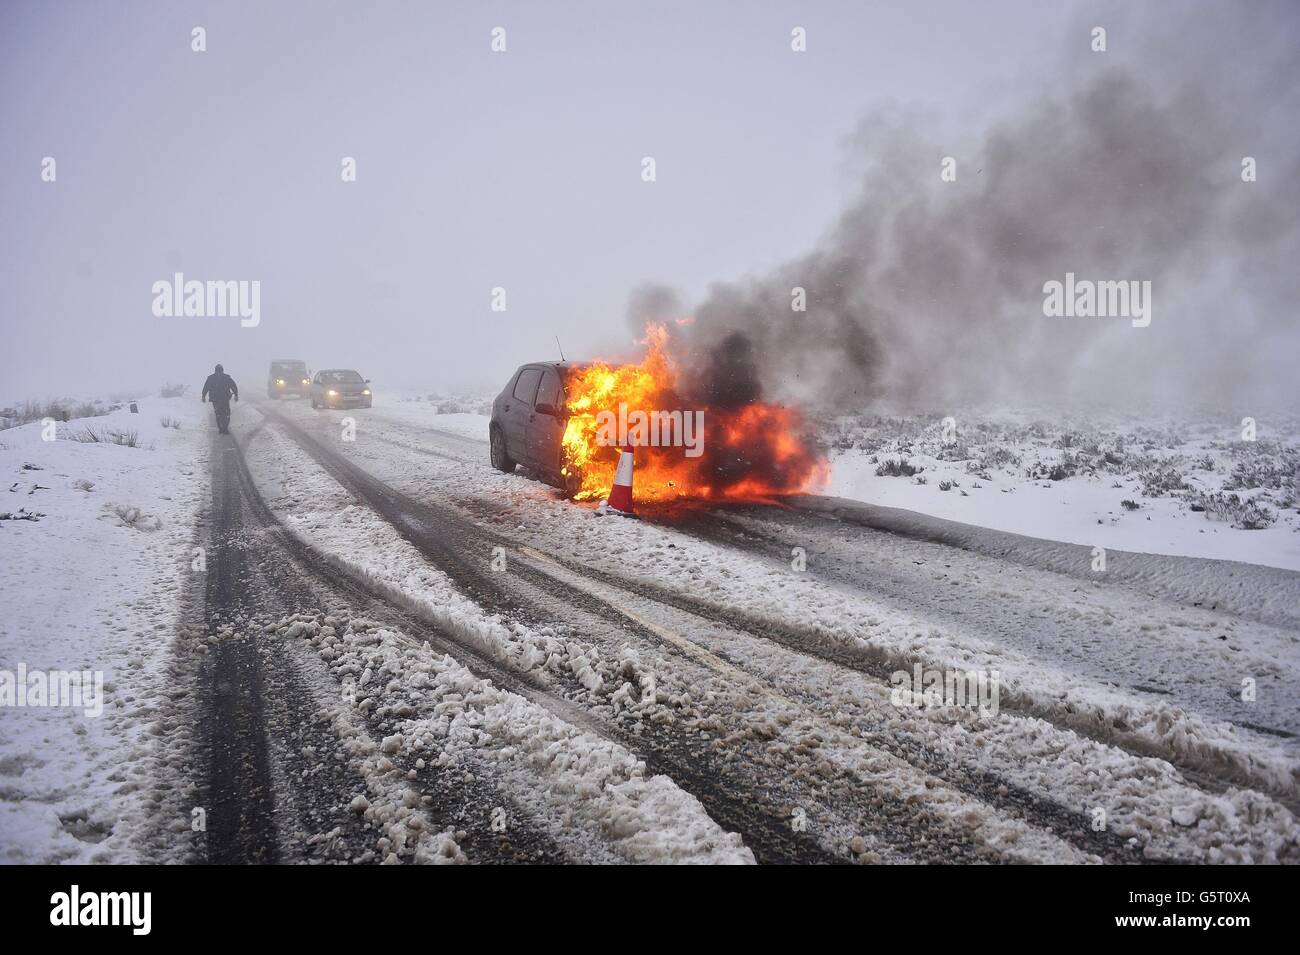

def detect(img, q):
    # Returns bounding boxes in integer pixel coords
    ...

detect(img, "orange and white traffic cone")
[605,443,636,516]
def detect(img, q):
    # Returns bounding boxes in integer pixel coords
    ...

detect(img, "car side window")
[512,368,542,404]
[535,370,561,414]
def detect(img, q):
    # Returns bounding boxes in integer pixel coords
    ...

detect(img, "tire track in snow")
[255,403,1114,863]
[197,429,379,863]
[620,504,1300,805]
[254,404,853,862]
[315,412,1298,859]
[510,545,1144,863]
[199,419,580,863]
[659,504,1299,739]
[788,496,1300,632]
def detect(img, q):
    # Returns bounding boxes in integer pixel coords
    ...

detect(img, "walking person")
[201,363,240,434]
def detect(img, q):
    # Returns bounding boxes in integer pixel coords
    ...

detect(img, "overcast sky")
[3,0,1296,407]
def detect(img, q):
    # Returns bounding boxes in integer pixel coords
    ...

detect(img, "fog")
[3,1,1297,412]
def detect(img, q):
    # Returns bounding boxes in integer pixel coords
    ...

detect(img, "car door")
[527,368,566,476]
[504,366,542,466]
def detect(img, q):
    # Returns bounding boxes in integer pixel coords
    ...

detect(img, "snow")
[302,649,467,865]
[825,411,1300,571]
[322,406,1295,801]
[543,507,1300,799]
[4,390,1296,863]
[0,396,208,862]
[246,400,1299,861]
[515,538,1299,861]
[243,419,601,684]
[371,393,491,444]
[830,451,1300,571]
[241,418,753,863]
[262,608,753,863]
[244,428,1084,859]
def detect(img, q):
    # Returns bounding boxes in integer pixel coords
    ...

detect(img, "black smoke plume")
[631,4,1300,413]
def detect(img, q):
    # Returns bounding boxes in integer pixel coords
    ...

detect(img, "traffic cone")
[606,443,636,516]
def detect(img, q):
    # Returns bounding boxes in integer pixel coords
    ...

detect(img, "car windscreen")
[272,362,306,375]
[319,370,364,384]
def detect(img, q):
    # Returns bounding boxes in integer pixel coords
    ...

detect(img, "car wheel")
[490,426,515,473]
[562,466,583,499]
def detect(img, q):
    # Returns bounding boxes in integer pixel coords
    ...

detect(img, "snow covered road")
[5,395,1295,863]
[224,398,1300,862]
[190,409,753,863]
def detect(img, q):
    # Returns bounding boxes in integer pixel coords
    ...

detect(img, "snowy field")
[826,411,1300,571]
[0,395,207,862]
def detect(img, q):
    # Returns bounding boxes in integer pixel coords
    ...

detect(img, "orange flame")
[561,324,828,503]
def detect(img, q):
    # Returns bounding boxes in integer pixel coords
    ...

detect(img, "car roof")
[271,359,306,364]
[521,361,590,373]
[318,368,362,373]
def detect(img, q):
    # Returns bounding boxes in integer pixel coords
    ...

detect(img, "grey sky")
[2,0,1296,407]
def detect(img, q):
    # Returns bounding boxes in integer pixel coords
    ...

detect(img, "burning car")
[310,369,373,409]
[267,359,311,399]
[491,325,828,504]
[490,362,588,495]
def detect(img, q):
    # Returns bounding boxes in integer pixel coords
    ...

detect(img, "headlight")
[275,379,285,385]
[301,378,310,385]
[327,389,338,396]
[362,389,371,395]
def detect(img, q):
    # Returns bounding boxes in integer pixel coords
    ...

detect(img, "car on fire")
[310,369,373,409]
[490,362,588,494]
[267,359,311,399]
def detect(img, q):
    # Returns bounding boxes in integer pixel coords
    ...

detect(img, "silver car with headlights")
[310,369,373,409]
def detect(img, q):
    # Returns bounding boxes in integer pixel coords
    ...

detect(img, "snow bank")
[269,612,752,863]
[0,396,208,862]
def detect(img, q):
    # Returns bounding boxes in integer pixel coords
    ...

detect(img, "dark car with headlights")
[267,359,311,399]
[490,361,588,494]
[310,369,372,409]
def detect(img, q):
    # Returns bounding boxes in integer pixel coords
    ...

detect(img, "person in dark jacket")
[201,364,239,434]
